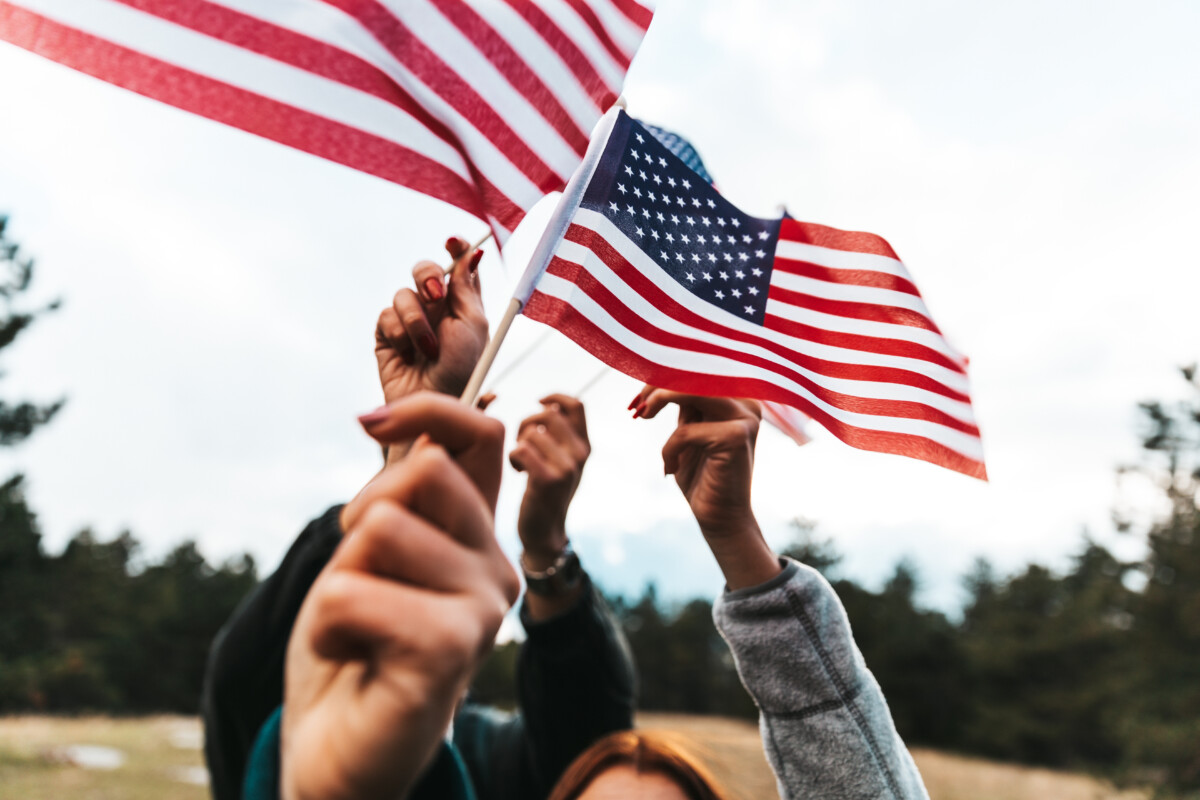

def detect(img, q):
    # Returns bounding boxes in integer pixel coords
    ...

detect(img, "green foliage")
[0,219,258,713]
[0,215,62,446]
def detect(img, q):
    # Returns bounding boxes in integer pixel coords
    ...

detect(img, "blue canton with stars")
[579,112,780,325]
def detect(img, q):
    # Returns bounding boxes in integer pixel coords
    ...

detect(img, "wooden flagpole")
[459,100,626,406]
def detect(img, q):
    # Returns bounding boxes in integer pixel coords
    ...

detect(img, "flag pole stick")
[459,102,625,406]
[443,231,493,275]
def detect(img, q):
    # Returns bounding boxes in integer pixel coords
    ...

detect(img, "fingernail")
[469,249,484,273]
[418,332,439,360]
[628,395,639,411]
[632,407,640,419]
[423,277,444,301]
[444,236,459,253]
[636,402,647,417]
[358,405,391,426]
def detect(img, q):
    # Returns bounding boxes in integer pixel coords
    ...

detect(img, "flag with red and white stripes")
[0,0,653,244]
[522,110,986,478]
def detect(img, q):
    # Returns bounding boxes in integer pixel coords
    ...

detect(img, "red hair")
[547,730,734,800]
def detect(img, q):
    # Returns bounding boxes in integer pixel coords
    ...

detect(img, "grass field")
[0,714,1149,800]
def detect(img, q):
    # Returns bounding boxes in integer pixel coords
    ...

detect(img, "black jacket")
[202,505,635,800]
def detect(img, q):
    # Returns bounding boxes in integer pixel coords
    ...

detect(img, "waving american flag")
[0,0,654,244]
[521,110,986,479]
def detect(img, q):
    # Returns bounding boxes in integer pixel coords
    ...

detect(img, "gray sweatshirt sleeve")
[712,558,929,800]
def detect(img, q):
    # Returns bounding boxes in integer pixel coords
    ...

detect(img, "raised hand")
[631,386,781,590]
[509,394,590,562]
[375,236,488,404]
[509,394,591,617]
[283,394,519,800]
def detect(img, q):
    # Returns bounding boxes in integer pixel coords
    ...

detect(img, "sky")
[1,0,1198,613]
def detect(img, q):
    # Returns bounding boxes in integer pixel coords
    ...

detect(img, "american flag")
[522,110,986,479]
[0,0,653,244]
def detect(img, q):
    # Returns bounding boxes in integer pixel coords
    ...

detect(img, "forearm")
[713,559,929,800]
[699,514,783,592]
[202,506,343,800]
[516,575,635,794]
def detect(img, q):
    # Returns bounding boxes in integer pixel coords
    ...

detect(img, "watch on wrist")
[520,544,583,596]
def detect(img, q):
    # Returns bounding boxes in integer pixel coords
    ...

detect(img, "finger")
[336,498,492,592]
[540,393,587,438]
[306,570,419,661]
[413,259,446,305]
[661,419,758,476]
[517,408,575,447]
[307,571,513,664]
[444,235,471,261]
[341,447,497,551]
[376,306,414,365]
[356,392,506,507]
[508,440,562,486]
[393,288,439,361]
[475,392,497,411]
[519,426,577,479]
[447,247,486,323]
[637,388,755,422]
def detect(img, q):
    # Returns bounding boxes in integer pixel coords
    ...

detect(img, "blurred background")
[0,0,1197,797]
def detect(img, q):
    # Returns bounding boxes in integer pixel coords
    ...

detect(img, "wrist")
[518,527,569,571]
[698,514,782,591]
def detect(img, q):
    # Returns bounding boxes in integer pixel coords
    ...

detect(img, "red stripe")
[524,291,987,480]
[545,256,978,435]
[545,253,978,435]
[767,284,942,334]
[606,0,654,30]
[324,0,567,191]
[562,0,631,68]
[0,6,483,216]
[763,312,964,375]
[780,217,901,260]
[112,0,462,153]
[562,223,972,390]
[501,0,614,107]
[428,0,589,156]
[564,224,969,390]
[773,255,921,297]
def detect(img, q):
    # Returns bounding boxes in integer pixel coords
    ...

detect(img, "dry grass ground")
[0,714,1150,800]
[0,716,206,800]
[637,712,1150,800]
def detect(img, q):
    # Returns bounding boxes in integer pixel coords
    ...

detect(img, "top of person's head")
[548,730,733,800]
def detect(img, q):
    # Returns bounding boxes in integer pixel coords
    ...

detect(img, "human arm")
[282,393,520,800]
[633,386,930,800]
[202,506,343,800]
[454,394,635,800]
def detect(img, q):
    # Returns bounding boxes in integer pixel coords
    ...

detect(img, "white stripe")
[468,0,605,127]
[579,0,645,58]
[769,270,939,323]
[533,271,984,460]
[764,298,963,364]
[530,0,625,90]
[391,0,581,180]
[204,0,544,209]
[551,234,978,426]
[20,0,476,180]
[775,239,912,280]
[570,209,971,393]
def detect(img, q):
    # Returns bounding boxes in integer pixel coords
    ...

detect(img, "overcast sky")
[1,0,1197,611]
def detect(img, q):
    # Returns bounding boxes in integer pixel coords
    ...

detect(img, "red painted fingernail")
[469,249,484,273]
[628,395,639,411]
[358,405,390,426]
[423,277,444,301]
[418,332,439,360]
[445,236,459,252]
